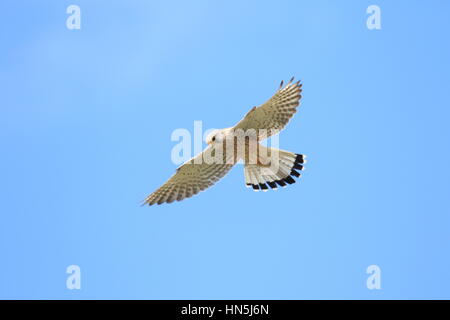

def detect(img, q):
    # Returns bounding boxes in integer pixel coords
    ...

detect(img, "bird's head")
[206,129,227,145]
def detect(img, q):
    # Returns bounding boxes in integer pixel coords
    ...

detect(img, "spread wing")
[143,146,235,206]
[234,77,302,137]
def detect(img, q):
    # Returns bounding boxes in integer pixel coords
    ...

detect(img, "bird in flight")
[143,77,306,206]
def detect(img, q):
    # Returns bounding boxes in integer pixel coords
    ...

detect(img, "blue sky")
[1,0,450,299]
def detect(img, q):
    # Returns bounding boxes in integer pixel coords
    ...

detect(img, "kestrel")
[143,77,306,206]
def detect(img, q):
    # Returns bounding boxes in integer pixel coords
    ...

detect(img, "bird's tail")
[244,147,306,191]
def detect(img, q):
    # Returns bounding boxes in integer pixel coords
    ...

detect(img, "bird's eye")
[212,136,216,141]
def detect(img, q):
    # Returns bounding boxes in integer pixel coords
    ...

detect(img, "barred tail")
[244,149,306,191]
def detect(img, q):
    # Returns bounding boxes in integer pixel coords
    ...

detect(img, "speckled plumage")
[235,77,302,137]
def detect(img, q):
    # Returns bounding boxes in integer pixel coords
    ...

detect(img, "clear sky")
[1,1,450,299]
